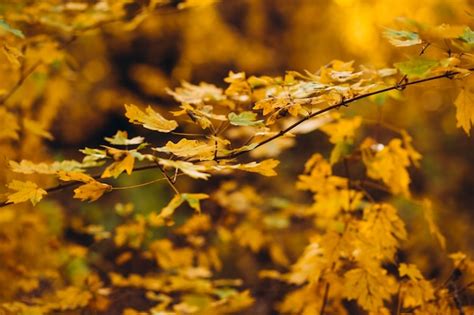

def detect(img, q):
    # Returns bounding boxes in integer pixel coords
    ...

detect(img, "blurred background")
[0,0,473,313]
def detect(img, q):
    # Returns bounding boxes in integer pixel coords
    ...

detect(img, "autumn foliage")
[1,1,474,314]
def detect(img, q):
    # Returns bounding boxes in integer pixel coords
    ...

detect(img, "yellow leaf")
[399,263,423,281]
[2,42,23,68]
[151,193,209,227]
[124,104,178,132]
[153,139,216,161]
[320,116,362,144]
[160,194,184,219]
[104,130,144,145]
[421,199,446,249]
[58,171,94,183]
[23,118,54,140]
[9,160,52,174]
[166,81,224,104]
[51,286,93,311]
[400,130,422,167]
[359,204,407,260]
[343,266,395,312]
[398,264,435,308]
[0,108,19,140]
[158,159,210,180]
[213,159,280,177]
[177,0,218,9]
[454,84,474,135]
[6,180,47,206]
[362,138,411,196]
[9,159,86,174]
[74,181,111,202]
[237,159,280,176]
[181,193,209,214]
[101,153,135,178]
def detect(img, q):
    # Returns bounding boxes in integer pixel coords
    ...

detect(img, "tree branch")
[0,69,472,208]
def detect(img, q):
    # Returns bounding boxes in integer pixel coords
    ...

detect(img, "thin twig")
[156,162,180,195]
[396,282,404,315]
[320,282,330,315]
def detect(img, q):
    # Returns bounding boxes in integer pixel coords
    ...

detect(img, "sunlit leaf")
[459,27,474,45]
[73,181,112,202]
[454,84,474,135]
[124,104,178,132]
[101,152,135,178]
[153,138,216,161]
[394,57,439,79]
[57,171,94,183]
[383,28,422,47]
[399,263,423,281]
[105,130,144,145]
[167,81,224,104]
[213,159,280,176]
[6,180,47,206]
[228,111,263,126]
[158,159,210,180]
[342,266,395,312]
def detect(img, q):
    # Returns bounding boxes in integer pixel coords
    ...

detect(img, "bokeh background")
[0,0,473,313]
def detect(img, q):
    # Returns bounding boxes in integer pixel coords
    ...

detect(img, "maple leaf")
[399,263,423,281]
[23,118,54,140]
[101,152,135,178]
[10,159,89,174]
[73,181,112,202]
[124,104,178,132]
[51,286,93,311]
[342,266,395,312]
[6,180,47,206]
[398,263,435,308]
[57,171,94,183]
[159,193,209,220]
[454,84,474,135]
[394,57,439,79]
[320,116,362,144]
[9,160,53,174]
[105,130,144,145]
[362,138,411,195]
[459,27,474,45]
[228,111,263,126]
[213,159,280,177]
[158,159,211,180]
[359,204,407,260]
[383,28,422,47]
[167,81,224,104]
[153,139,216,161]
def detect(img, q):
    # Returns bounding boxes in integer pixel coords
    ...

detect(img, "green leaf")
[459,27,474,45]
[394,57,439,79]
[383,28,421,47]
[228,111,263,126]
[0,19,25,38]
